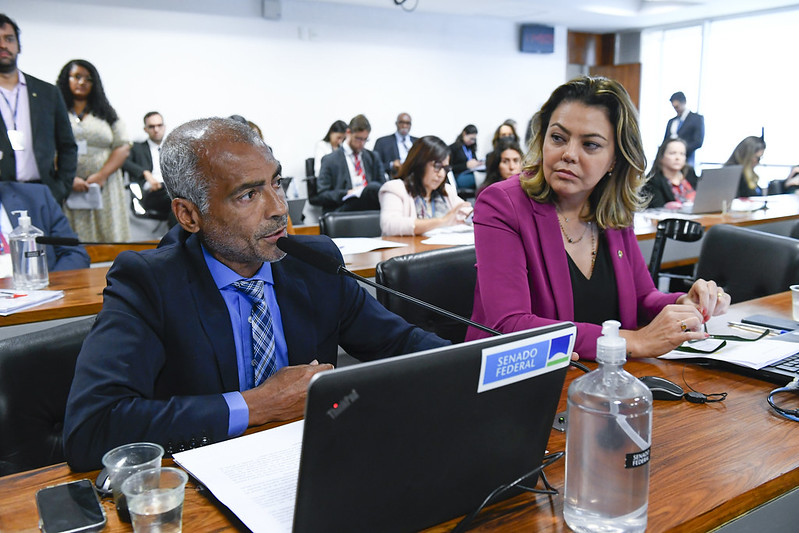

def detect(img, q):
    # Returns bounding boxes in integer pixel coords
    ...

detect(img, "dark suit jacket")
[63,230,446,470]
[316,147,385,210]
[0,73,78,204]
[448,141,475,177]
[0,182,89,271]
[642,167,699,208]
[663,111,704,162]
[373,134,417,176]
[121,140,153,186]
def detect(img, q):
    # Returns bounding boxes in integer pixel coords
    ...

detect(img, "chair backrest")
[790,220,799,240]
[375,246,476,343]
[695,224,799,304]
[128,183,170,221]
[305,157,315,178]
[648,218,704,282]
[319,211,381,238]
[0,317,95,476]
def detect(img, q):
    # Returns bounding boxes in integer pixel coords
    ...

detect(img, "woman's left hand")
[676,279,730,322]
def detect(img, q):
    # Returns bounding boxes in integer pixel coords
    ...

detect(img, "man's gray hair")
[160,117,269,214]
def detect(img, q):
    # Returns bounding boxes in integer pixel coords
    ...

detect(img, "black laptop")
[292,323,576,533]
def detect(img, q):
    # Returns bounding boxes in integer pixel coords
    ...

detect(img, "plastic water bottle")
[563,320,653,533]
[9,210,49,290]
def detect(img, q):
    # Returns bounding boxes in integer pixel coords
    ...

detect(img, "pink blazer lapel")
[531,200,574,320]
[605,228,638,329]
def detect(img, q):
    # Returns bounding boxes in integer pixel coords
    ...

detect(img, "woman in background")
[725,136,766,197]
[467,76,729,360]
[477,138,523,197]
[449,124,483,191]
[314,120,348,176]
[643,138,699,208]
[490,119,520,151]
[57,59,130,242]
[379,136,472,236]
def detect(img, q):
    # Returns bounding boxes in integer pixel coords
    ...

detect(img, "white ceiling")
[310,0,799,32]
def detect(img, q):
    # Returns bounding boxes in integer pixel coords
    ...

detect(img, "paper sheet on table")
[341,185,365,202]
[0,289,64,316]
[173,420,303,533]
[420,224,474,245]
[659,336,799,369]
[332,237,408,255]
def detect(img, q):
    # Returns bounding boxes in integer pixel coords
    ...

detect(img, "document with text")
[173,420,304,532]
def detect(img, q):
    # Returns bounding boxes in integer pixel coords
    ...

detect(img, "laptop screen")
[293,323,576,532]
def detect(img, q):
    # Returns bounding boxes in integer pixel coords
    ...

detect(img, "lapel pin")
[617,250,623,258]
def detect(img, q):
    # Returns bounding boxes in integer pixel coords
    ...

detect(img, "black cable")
[451,451,564,533]
[570,360,590,373]
[768,377,799,421]
[680,365,727,403]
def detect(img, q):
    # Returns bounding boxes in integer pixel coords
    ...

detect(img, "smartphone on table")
[36,479,106,533]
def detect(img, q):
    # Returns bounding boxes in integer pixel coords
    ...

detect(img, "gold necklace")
[557,211,590,244]
[588,223,597,277]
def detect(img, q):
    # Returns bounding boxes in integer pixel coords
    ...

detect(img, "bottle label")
[24,250,45,258]
[625,447,651,469]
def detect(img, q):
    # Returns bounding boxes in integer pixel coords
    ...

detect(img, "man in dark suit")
[663,91,704,166]
[373,112,417,178]
[63,117,447,471]
[316,114,385,213]
[0,15,77,204]
[121,111,170,214]
[0,181,88,273]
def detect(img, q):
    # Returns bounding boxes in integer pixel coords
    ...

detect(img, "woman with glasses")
[466,76,730,360]
[57,59,131,242]
[379,136,472,236]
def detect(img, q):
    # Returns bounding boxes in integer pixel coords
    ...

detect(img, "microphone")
[36,236,157,246]
[276,236,500,337]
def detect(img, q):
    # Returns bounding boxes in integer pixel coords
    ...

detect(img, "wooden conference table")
[1,292,798,531]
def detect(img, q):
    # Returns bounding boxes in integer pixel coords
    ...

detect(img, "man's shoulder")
[20,72,57,93]
[320,148,344,165]
[373,134,394,147]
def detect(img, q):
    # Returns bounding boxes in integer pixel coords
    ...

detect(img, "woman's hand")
[785,166,799,188]
[676,278,730,322]
[443,201,473,225]
[621,304,707,358]
[466,159,483,170]
[85,172,106,187]
[72,176,89,192]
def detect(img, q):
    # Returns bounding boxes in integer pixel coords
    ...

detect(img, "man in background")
[0,14,77,204]
[122,111,170,214]
[316,114,384,213]
[663,91,704,166]
[373,112,417,178]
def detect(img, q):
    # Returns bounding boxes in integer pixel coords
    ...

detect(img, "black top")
[567,232,620,325]
[643,167,699,208]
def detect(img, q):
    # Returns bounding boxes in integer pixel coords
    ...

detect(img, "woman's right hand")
[444,201,473,225]
[72,177,89,192]
[621,304,707,358]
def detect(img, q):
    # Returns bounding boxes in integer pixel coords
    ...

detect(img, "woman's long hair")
[725,136,766,191]
[396,135,451,199]
[56,59,119,125]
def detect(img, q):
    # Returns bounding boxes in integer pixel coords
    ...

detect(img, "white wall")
[5,0,568,200]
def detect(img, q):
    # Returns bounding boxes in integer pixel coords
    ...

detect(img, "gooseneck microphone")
[36,236,157,246]
[276,236,501,337]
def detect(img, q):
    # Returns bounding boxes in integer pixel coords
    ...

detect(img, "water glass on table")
[121,467,189,533]
[101,442,164,522]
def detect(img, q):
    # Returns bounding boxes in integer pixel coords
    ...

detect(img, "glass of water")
[121,466,188,533]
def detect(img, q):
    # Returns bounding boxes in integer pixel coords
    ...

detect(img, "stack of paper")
[0,289,64,316]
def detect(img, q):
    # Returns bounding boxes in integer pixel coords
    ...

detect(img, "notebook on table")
[678,165,743,214]
[293,323,576,533]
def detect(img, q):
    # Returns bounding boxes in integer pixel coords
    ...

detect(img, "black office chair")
[695,224,799,304]
[0,317,95,476]
[304,157,325,208]
[790,220,799,240]
[647,218,704,288]
[375,246,476,343]
[319,211,381,238]
[128,183,170,222]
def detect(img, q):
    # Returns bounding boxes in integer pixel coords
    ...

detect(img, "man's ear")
[172,198,201,233]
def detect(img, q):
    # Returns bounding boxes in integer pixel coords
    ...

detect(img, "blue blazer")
[63,230,446,470]
[0,73,78,204]
[0,182,89,271]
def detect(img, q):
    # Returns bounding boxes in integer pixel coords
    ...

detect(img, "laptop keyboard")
[768,352,799,374]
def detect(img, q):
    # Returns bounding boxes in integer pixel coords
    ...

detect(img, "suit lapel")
[271,258,318,365]
[182,234,240,391]
[605,229,637,328]
[532,200,574,319]
[25,75,41,140]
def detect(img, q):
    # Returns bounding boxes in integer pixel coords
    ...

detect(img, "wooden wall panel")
[589,63,642,109]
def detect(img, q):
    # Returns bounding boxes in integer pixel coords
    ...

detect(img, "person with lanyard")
[0,181,89,277]
[0,14,77,204]
[63,117,448,471]
[373,112,418,178]
[466,76,730,360]
[378,135,472,236]
[448,124,484,192]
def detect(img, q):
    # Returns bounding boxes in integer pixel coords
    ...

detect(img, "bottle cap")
[597,319,626,364]
[11,210,31,228]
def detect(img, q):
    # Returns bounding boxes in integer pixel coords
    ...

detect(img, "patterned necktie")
[353,152,367,187]
[233,279,276,387]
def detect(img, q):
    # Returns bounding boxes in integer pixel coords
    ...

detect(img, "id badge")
[76,139,88,155]
[7,130,25,151]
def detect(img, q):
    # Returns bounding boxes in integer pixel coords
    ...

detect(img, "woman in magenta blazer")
[466,76,730,360]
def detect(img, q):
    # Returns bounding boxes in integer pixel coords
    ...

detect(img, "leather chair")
[305,157,324,207]
[128,183,170,222]
[647,218,704,288]
[375,245,476,343]
[790,220,799,240]
[0,317,95,476]
[319,210,381,238]
[695,224,799,304]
